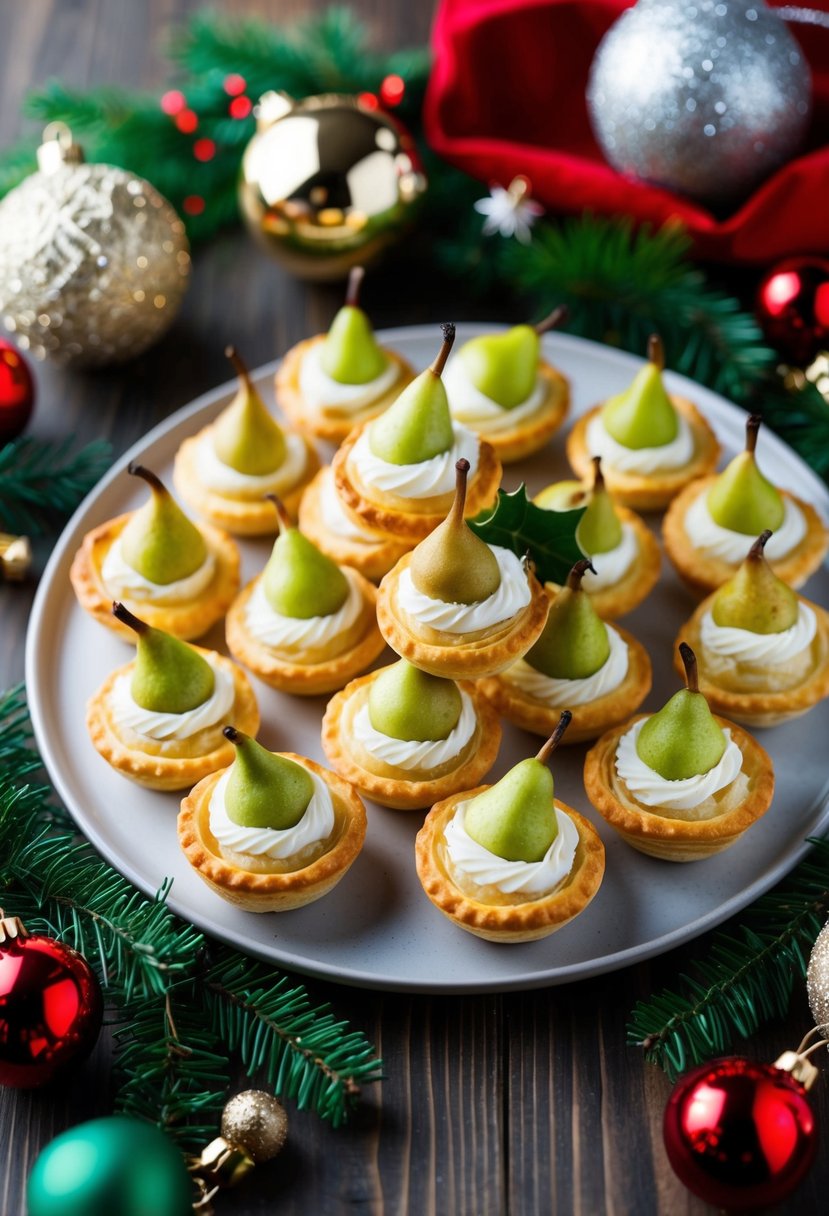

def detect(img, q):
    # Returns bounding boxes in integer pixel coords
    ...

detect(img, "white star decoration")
[474,177,544,244]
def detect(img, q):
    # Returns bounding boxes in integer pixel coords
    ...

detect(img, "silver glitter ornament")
[587,0,812,207]
[807,919,829,1032]
[0,124,190,367]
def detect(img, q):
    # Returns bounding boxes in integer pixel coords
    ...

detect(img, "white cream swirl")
[397,546,531,634]
[353,422,480,498]
[208,765,335,859]
[197,430,307,498]
[444,800,579,896]
[684,492,807,562]
[503,625,629,706]
[353,691,477,771]
[443,358,547,432]
[580,523,639,591]
[298,341,400,413]
[108,657,235,740]
[700,603,816,663]
[244,567,363,652]
[615,718,743,812]
[586,410,694,472]
[102,535,215,605]
[318,467,377,546]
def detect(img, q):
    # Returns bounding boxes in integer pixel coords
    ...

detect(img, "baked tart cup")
[447,359,570,464]
[178,756,366,912]
[297,466,412,583]
[548,506,662,620]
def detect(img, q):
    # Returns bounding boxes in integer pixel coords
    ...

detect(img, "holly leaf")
[469,485,585,586]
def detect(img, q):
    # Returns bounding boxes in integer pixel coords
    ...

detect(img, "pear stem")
[430,323,456,377]
[647,334,665,370]
[345,265,365,308]
[535,711,573,765]
[749,529,773,560]
[678,642,699,693]
[225,345,252,388]
[746,413,762,455]
[265,494,293,535]
[534,305,568,336]
[566,559,596,591]
[591,455,605,494]
[127,462,167,495]
[223,725,240,744]
[451,459,469,525]
[112,601,148,635]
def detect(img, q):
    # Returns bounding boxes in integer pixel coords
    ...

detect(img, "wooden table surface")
[1,3,827,1214]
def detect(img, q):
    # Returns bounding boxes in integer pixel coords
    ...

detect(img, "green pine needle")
[0,437,112,534]
[755,378,829,481]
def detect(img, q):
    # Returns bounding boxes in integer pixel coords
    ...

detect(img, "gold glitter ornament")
[807,919,829,1031]
[0,124,190,368]
[220,1089,289,1163]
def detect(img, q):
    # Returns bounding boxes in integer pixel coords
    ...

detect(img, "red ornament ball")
[0,338,35,442]
[663,1056,818,1211]
[757,257,829,365]
[0,928,103,1087]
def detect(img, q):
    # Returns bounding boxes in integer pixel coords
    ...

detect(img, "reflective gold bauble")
[220,1089,288,1163]
[0,125,190,368]
[239,92,427,281]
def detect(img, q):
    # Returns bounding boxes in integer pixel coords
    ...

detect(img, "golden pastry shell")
[297,467,412,583]
[464,361,570,464]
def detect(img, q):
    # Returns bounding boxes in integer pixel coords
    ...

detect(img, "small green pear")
[409,459,501,604]
[212,346,287,475]
[636,644,727,781]
[368,660,463,742]
[711,530,799,634]
[601,335,678,449]
[706,415,785,534]
[120,464,208,585]
[262,497,349,619]
[463,713,572,862]
[368,324,456,464]
[222,727,313,830]
[575,457,623,555]
[526,560,610,679]
[113,602,215,713]
[319,266,387,385]
[534,479,589,512]
[458,306,566,409]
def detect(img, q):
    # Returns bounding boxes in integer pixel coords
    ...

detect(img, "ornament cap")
[37,123,85,175]
[775,1049,820,1091]
[0,534,32,581]
[255,91,295,129]
[191,1136,255,1188]
[0,911,28,944]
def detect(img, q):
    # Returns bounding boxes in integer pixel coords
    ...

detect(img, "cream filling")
[318,467,378,546]
[684,492,807,563]
[298,341,400,414]
[443,358,547,432]
[196,430,307,499]
[353,691,477,771]
[615,718,744,813]
[580,523,639,591]
[502,625,629,706]
[397,546,531,634]
[586,411,694,473]
[699,603,816,663]
[102,535,216,605]
[245,567,363,652]
[208,765,335,859]
[444,800,579,896]
[351,422,480,498]
[108,656,235,741]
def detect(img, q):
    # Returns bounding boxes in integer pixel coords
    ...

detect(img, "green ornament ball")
[27,1116,192,1216]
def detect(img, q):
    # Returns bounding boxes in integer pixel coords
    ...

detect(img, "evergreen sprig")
[0,437,112,534]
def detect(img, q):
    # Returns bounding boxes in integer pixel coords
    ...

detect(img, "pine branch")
[0,438,112,534]
[753,378,829,482]
[0,684,39,778]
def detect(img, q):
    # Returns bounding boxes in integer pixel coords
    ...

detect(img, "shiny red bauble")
[0,929,103,1087]
[0,338,35,442]
[756,257,829,366]
[663,1056,818,1211]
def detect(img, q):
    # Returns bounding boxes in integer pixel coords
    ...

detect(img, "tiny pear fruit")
[636,644,727,781]
[263,496,349,619]
[369,660,463,741]
[113,602,215,713]
[526,560,610,679]
[369,324,455,464]
[534,480,588,512]
[602,335,679,449]
[711,530,799,634]
[212,346,287,475]
[319,266,387,385]
[458,305,566,409]
[409,459,501,604]
[222,726,313,830]
[706,415,785,534]
[120,464,208,584]
[575,457,623,556]
[463,712,572,862]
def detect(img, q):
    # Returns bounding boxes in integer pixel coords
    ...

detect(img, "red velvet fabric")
[424,0,829,263]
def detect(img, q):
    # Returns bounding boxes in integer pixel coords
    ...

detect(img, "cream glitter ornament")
[807,918,829,1032]
[0,124,190,367]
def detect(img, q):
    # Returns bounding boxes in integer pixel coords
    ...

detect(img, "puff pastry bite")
[87,603,259,791]
[663,415,828,596]
[376,459,549,679]
[416,714,605,942]
[584,644,774,861]
[275,267,414,444]
[178,728,366,912]
[226,498,385,696]
[566,335,720,512]
[70,463,240,642]
[442,310,570,463]
[332,324,501,542]
[298,466,412,583]
[676,530,829,728]
[322,659,501,810]
[477,560,652,744]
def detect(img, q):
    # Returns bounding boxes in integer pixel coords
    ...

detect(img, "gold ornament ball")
[221,1089,288,1163]
[0,125,190,368]
[239,92,427,282]
[807,919,829,1031]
